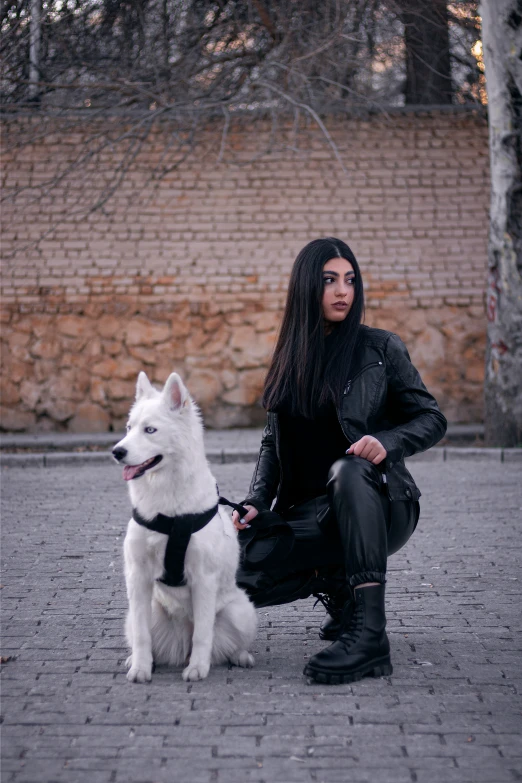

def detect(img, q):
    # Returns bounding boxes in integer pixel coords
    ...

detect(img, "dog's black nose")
[112,446,127,461]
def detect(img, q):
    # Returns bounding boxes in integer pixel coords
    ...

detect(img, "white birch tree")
[481,0,522,446]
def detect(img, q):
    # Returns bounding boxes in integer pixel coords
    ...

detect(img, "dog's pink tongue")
[123,464,141,481]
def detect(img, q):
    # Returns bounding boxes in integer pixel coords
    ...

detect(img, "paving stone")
[1,460,521,783]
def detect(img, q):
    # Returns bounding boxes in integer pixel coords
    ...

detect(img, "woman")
[232,237,447,684]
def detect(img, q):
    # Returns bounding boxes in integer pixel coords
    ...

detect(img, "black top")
[278,402,349,508]
[275,331,349,509]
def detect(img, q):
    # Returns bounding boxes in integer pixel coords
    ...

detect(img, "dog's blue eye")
[144,427,157,434]
[126,425,131,432]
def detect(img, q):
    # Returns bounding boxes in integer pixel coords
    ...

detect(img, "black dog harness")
[132,504,219,586]
[132,494,294,586]
[132,495,251,587]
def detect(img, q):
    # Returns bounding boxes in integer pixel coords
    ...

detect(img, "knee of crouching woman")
[327,454,381,493]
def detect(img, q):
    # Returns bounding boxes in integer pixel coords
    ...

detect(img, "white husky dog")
[112,371,257,683]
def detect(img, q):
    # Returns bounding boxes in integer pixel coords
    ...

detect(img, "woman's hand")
[346,436,387,465]
[232,504,259,531]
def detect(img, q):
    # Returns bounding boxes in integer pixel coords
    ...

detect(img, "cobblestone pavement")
[1,460,521,783]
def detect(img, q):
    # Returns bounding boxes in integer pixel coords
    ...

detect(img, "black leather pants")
[269,455,419,587]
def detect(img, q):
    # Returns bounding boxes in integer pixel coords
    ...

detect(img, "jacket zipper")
[343,361,383,395]
[338,360,384,468]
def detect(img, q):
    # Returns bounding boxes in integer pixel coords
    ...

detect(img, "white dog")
[112,371,257,683]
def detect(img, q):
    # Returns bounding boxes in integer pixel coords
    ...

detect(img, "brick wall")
[0,109,489,431]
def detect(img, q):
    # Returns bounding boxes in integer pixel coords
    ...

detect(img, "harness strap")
[132,505,218,535]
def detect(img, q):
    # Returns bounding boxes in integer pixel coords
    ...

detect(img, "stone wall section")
[0,110,489,431]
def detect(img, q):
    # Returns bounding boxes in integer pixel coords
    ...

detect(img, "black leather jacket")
[244,326,447,510]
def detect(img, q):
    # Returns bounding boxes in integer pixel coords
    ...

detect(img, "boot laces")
[313,581,353,619]
[312,591,348,621]
[312,592,334,613]
[312,568,354,625]
[339,600,365,647]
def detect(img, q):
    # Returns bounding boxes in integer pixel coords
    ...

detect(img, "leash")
[217,495,249,519]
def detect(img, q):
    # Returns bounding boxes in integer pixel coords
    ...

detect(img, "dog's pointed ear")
[162,372,188,411]
[136,371,154,400]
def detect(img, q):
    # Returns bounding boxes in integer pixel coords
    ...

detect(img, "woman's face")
[321,257,355,325]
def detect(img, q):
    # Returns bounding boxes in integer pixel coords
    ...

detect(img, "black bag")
[218,497,295,570]
[238,510,295,570]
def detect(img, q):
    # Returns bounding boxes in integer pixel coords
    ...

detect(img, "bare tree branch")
[0,0,484,252]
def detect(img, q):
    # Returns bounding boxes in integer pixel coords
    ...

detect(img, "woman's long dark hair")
[263,237,364,418]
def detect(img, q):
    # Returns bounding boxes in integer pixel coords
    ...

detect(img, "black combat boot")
[303,584,392,684]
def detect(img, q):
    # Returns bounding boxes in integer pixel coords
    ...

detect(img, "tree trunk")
[481,0,522,446]
[29,0,41,100]
[400,0,452,104]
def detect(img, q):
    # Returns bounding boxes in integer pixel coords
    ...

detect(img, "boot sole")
[304,656,393,685]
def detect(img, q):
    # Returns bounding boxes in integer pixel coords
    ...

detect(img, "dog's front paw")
[182,662,210,682]
[127,665,152,683]
[229,650,255,668]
